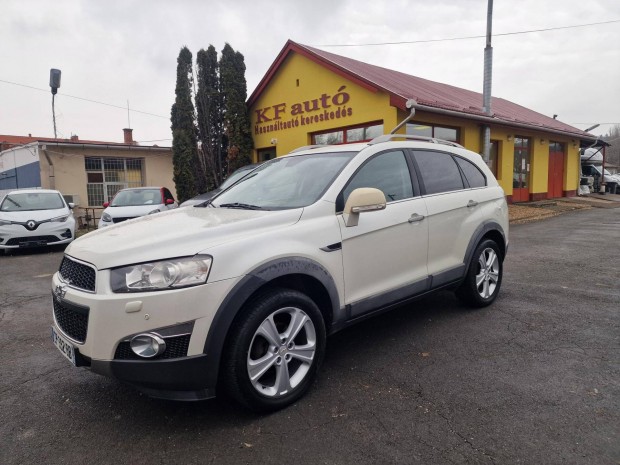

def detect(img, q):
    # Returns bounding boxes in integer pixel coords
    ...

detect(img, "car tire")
[456,239,503,308]
[222,288,326,412]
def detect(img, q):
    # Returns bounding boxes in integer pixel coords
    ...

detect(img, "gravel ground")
[508,201,590,224]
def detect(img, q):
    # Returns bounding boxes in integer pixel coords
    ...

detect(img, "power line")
[0,78,168,119]
[314,19,620,47]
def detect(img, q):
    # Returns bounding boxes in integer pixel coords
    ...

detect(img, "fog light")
[130,333,166,358]
[61,229,72,238]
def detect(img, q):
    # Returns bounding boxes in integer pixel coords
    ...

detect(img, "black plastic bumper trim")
[90,354,216,395]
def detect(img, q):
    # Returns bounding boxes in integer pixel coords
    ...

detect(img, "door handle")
[408,213,425,223]
[467,200,478,208]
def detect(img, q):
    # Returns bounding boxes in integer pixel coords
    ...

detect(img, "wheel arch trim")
[463,221,507,269]
[201,256,340,389]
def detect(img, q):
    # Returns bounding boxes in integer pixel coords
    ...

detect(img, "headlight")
[148,209,160,215]
[0,219,11,226]
[110,255,212,293]
[50,215,69,222]
[101,213,112,222]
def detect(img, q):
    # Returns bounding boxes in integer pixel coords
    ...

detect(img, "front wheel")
[222,288,326,412]
[456,239,503,307]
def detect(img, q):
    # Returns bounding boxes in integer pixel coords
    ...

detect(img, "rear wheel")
[456,239,503,307]
[222,288,326,412]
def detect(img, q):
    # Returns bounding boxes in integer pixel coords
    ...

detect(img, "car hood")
[66,206,303,269]
[0,207,69,222]
[104,204,165,217]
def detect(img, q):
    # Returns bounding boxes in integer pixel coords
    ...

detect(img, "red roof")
[248,40,593,140]
[0,134,133,148]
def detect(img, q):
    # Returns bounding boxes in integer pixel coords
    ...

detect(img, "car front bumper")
[50,269,240,399]
[0,221,75,249]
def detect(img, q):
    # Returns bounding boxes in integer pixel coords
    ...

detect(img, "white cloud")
[1,0,618,142]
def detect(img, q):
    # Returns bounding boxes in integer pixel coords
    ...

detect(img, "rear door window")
[413,150,464,195]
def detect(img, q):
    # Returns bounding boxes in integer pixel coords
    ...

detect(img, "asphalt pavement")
[0,207,618,465]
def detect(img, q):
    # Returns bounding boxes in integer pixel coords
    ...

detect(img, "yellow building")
[248,40,599,203]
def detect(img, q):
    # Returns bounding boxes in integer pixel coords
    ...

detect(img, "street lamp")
[49,69,61,139]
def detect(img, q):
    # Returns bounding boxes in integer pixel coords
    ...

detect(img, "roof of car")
[117,187,164,191]
[6,189,63,195]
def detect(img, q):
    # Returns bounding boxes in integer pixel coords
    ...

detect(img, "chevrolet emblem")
[54,283,67,301]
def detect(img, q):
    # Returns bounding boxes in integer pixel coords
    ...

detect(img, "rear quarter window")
[455,157,487,188]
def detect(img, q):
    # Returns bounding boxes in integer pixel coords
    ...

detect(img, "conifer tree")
[171,46,200,202]
[220,43,253,173]
[196,45,224,190]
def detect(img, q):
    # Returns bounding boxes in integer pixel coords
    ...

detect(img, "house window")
[311,122,383,145]
[85,157,144,206]
[406,123,460,143]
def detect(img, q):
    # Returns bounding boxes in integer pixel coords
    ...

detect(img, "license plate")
[51,326,76,366]
[19,240,46,248]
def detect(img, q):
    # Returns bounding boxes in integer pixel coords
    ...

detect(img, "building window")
[406,123,460,143]
[312,122,383,145]
[85,157,144,206]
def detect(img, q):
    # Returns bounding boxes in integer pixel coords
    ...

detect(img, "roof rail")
[290,144,331,153]
[369,134,464,148]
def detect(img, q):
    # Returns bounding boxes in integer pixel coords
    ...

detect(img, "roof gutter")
[410,102,599,144]
[39,142,170,151]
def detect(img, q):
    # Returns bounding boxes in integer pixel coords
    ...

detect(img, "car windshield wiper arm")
[6,198,21,208]
[219,202,265,210]
[195,199,214,208]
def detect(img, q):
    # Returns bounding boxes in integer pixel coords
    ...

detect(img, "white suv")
[51,135,508,411]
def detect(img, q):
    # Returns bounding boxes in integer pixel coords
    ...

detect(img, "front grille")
[112,217,135,224]
[59,256,96,292]
[114,334,191,360]
[53,297,90,343]
[6,235,60,246]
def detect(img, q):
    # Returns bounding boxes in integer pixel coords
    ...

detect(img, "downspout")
[390,99,417,134]
[481,0,493,165]
[601,145,607,194]
[41,145,55,190]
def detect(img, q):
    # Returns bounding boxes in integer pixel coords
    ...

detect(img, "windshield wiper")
[195,199,214,208]
[6,197,21,208]
[219,202,265,210]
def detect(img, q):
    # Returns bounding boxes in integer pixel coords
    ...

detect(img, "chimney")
[70,135,79,141]
[123,128,134,144]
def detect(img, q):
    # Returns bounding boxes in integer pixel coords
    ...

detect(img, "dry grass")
[509,200,592,224]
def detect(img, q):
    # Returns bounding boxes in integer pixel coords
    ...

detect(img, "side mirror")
[165,198,175,205]
[343,188,386,227]
[103,202,109,208]
[68,202,75,209]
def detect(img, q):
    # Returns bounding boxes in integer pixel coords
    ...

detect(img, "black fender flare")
[201,256,340,390]
[462,220,507,271]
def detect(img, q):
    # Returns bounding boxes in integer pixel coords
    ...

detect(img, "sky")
[1,0,619,145]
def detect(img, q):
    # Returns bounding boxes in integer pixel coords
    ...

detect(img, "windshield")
[0,192,65,212]
[219,166,255,190]
[111,189,162,207]
[213,152,356,210]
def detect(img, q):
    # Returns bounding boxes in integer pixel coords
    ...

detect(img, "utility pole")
[481,0,493,164]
